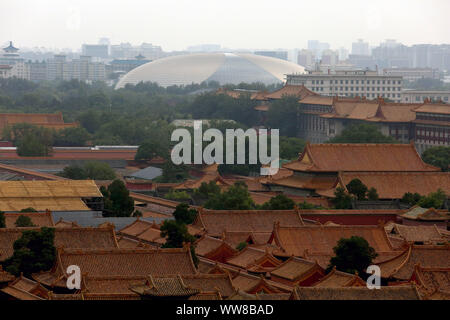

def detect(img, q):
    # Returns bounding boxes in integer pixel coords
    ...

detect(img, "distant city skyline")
[1,0,450,52]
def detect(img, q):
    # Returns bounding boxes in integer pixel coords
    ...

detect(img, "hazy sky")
[1,0,449,51]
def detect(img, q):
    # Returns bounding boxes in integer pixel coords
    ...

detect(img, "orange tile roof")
[291,284,422,300]
[387,224,449,244]
[264,174,338,191]
[312,267,366,287]
[195,236,238,263]
[0,226,119,260]
[0,162,65,181]
[129,192,183,209]
[251,91,269,101]
[378,245,450,280]
[0,112,78,136]
[264,85,317,100]
[4,211,54,228]
[410,265,450,297]
[181,274,235,298]
[0,180,102,198]
[254,105,269,112]
[130,275,200,297]
[0,265,15,283]
[0,275,49,300]
[0,286,45,300]
[188,291,223,300]
[225,247,282,270]
[33,247,197,288]
[222,231,272,248]
[193,208,304,236]
[299,95,334,106]
[54,218,80,228]
[270,257,324,284]
[318,98,419,123]
[338,171,450,199]
[376,104,418,122]
[0,197,90,212]
[329,100,380,120]
[0,149,137,160]
[414,103,450,115]
[119,219,155,237]
[401,206,450,221]
[116,236,148,248]
[197,257,293,293]
[284,143,439,173]
[227,290,291,300]
[118,219,166,246]
[270,224,396,258]
[129,273,236,298]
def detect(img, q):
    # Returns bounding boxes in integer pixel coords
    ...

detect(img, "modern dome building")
[115,53,305,89]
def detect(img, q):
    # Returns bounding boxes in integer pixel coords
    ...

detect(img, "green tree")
[20,208,38,213]
[16,132,52,156]
[236,242,248,251]
[53,127,91,147]
[196,181,221,198]
[260,194,295,210]
[367,188,379,201]
[165,190,191,202]
[327,236,378,276]
[401,192,423,206]
[160,220,199,267]
[5,123,53,157]
[418,189,447,209]
[279,136,306,160]
[135,140,170,161]
[157,161,189,183]
[204,182,256,210]
[422,146,450,171]
[160,220,195,248]
[346,179,368,201]
[83,161,116,180]
[328,123,397,143]
[172,203,198,225]
[1,227,56,277]
[15,215,35,227]
[0,211,5,228]
[267,96,300,137]
[103,180,135,217]
[58,165,86,180]
[132,210,143,218]
[59,161,116,180]
[332,187,353,209]
[77,110,102,134]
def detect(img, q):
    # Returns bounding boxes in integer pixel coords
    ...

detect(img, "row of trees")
[171,181,323,210]
[333,179,380,209]
[0,211,36,228]
[58,161,116,180]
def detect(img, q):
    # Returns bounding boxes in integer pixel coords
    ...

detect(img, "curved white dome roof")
[115,53,305,89]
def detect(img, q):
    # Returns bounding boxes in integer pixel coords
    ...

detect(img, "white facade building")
[401,90,450,103]
[286,70,403,102]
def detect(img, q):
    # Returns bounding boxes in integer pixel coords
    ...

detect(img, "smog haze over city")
[1,0,450,51]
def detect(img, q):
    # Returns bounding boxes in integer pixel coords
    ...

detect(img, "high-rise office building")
[297,49,316,68]
[254,51,288,61]
[352,39,370,56]
[307,40,330,59]
[81,44,109,59]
